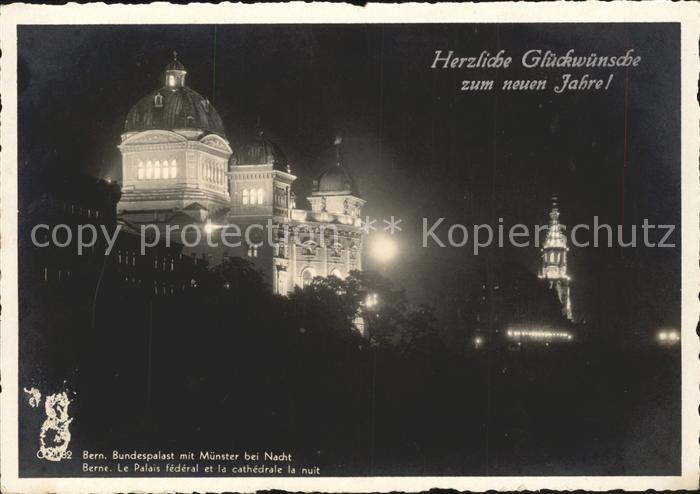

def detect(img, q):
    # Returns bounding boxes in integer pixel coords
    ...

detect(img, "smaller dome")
[314,164,359,195]
[312,136,359,195]
[233,130,289,172]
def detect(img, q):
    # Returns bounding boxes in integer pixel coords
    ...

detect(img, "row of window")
[242,188,265,205]
[300,267,343,287]
[137,160,178,180]
[136,160,228,186]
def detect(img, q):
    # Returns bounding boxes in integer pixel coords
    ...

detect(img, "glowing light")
[505,324,573,343]
[474,336,483,349]
[370,235,397,263]
[365,292,379,309]
[657,328,679,345]
[204,222,217,234]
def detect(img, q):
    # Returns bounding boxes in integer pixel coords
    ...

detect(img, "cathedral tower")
[117,52,232,224]
[539,194,573,320]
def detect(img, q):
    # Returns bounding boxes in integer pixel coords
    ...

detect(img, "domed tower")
[225,127,297,295]
[539,194,573,320]
[308,136,364,219]
[117,52,232,223]
[227,127,296,219]
[286,136,366,289]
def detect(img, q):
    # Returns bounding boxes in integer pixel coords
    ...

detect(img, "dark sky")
[18,23,681,334]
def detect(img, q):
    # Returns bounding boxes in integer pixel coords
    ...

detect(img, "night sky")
[18,23,681,337]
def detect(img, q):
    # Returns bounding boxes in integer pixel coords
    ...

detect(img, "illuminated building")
[118,52,232,220]
[116,53,365,295]
[539,194,573,320]
[505,324,573,345]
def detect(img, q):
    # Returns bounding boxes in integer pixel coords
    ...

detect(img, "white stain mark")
[23,387,42,408]
[38,392,73,462]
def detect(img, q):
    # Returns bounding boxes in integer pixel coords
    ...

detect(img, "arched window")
[330,268,342,278]
[162,162,170,179]
[242,189,249,205]
[154,93,163,108]
[137,161,144,180]
[146,161,153,179]
[257,188,264,205]
[170,160,177,178]
[154,161,161,179]
[301,268,315,287]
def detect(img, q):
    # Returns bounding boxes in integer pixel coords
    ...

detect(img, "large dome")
[124,54,225,136]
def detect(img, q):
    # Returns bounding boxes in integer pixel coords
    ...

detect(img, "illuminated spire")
[540,193,573,320]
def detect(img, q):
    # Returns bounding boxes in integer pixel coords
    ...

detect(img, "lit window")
[168,75,176,87]
[137,161,144,179]
[154,161,161,179]
[154,94,163,107]
[146,161,153,179]
[257,188,264,205]
[163,163,170,179]
[247,244,259,257]
[242,189,249,205]
[301,269,314,287]
[170,160,177,178]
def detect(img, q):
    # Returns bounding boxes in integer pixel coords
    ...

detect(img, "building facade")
[117,54,365,294]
